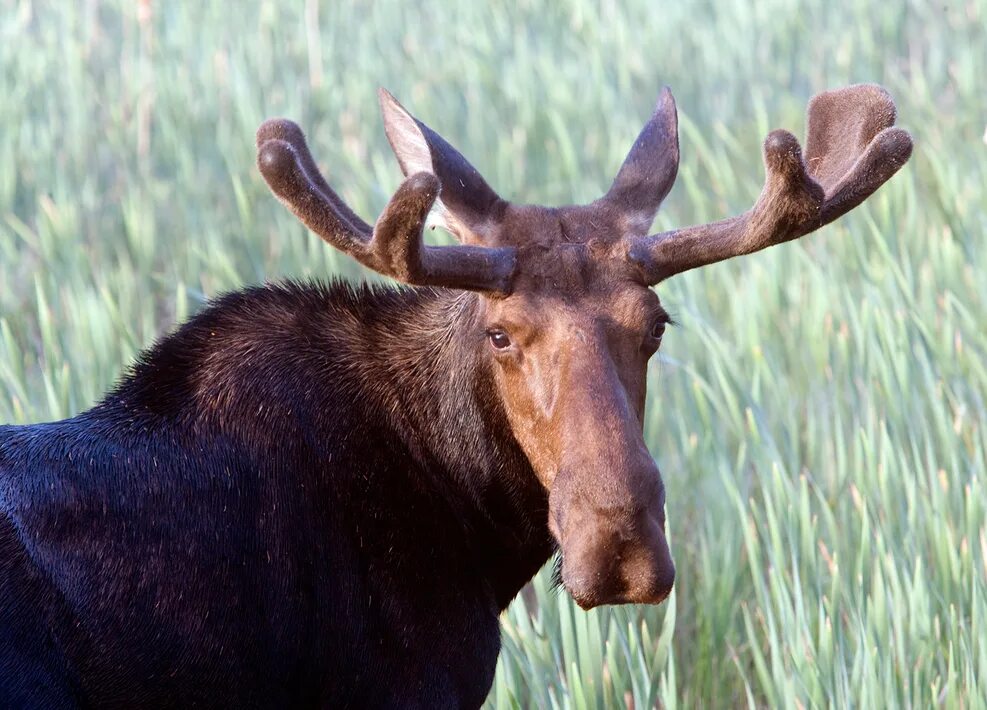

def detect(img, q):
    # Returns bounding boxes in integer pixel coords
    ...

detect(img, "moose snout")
[561,511,675,609]
[550,471,675,609]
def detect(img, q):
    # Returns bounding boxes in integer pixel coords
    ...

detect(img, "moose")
[0,83,910,708]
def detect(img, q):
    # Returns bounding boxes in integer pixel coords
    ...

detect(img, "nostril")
[562,570,606,610]
[654,563,675,600]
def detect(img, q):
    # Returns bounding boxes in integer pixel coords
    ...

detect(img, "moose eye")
[650,318,667,341]
[487,329,512,351]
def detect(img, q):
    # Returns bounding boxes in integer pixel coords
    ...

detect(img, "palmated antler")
[256,119,517,293]
[629,84,913,283]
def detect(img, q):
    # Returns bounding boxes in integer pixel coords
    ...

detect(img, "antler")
[256,119,517,293]
[629,84,913,283]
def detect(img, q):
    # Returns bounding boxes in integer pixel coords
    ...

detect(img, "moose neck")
[103,282,554,611]
[356,286,555,609]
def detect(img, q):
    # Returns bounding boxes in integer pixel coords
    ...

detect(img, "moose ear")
[601,87,680,236]
[378,89,505,245]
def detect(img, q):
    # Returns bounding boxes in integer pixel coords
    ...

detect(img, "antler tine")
[629,84,913,283]
[257,118,372,235]
[256,119,517,293]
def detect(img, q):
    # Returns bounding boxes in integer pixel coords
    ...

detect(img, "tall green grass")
[2,0,985,706]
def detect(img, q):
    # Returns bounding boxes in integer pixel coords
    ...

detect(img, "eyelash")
[648,311,677,348]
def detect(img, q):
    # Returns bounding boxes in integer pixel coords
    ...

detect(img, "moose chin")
[0,83,910,708]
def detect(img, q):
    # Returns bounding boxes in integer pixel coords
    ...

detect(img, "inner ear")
[378,89,505,245]
[600,87,680,237]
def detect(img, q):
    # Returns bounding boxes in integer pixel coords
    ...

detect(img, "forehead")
[484,202,657,317]
[511,241,630,293]
[489,242,659,324]
[498,204,638,289]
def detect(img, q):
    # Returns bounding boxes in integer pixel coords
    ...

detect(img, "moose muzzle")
[549,458,674,610]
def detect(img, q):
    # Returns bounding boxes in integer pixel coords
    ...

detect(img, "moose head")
[256,84,912,610]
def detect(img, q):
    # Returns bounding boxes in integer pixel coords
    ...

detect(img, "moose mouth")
[557,532,675,610]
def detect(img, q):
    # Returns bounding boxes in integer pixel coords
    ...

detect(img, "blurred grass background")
[1,0,985,706]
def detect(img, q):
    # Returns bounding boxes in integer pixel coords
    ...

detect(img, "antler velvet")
[629,84,913,283]
[256,118,517,293]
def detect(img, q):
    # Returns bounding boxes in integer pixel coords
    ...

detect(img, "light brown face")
[475,228,675,608]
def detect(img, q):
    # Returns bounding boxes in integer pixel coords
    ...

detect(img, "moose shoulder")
[0,85,911,708]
